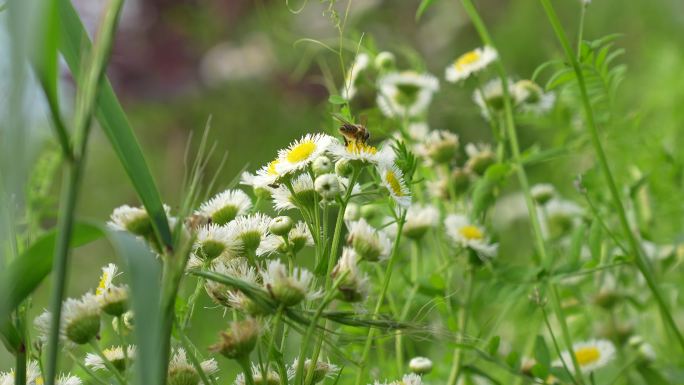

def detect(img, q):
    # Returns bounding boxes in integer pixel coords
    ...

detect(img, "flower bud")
[335,159,353,177]
[312,156,333,176]
[270,216,294,236]
[409,356,433,374]
[531,184,555,205]
[344,203,361,222]
[451,168,471,194]
[315,173,341,200]
[514,79,544,104]
[360,204,380,221]
[210,318,259,359]
[263,261,314,307]
[100,285,129,316]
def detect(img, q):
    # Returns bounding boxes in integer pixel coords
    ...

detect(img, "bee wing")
[359,114,368,127]
[332,113,354,126]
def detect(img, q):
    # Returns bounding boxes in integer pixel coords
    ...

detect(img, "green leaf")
[0,223,104,350]
[531,363,549,380]
[56,0,173,249]
[534,335,551,368]
[636,365,670,384]
[328,95,348,105]
[486,336,500,356]
[106,230,163,385]
[416,0,437,21]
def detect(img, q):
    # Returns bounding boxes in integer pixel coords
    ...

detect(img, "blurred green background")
[2,0,684,373]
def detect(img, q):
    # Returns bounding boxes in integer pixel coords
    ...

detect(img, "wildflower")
[292,358,339,383]
[628,336,656,362]
[275,133,335,176]
[85,345,135,371]
[0,361,82,385]
[378,163,411,207]
[331,248,369,302]
[445,46,498,83]
[225,213,274,256]
[341,53,370,100]
[271,173,317,211]
[373,373,423,385]
[514,79,555,115]
[374,51,396,71]
[312,155,333,176]
[545,199,583,236]
[197,189,252,225]
[344,203,361,222]
[330,139,394,166]
[409,356,432,374]
[96,263,118,296]
[347,219,392,262]
[415,129,460,165]
[531,183,556,205]
[63,293,101,344]
[262,260,318,306]
[555,339,615,374]
[377,71,439,118]
[314,173,341,200]
[206,258,260,310]
[249,159,282,189]
[107,204,169,237]
[465,143,496,176]
[193,224,240,262]
[168,348,218,385]
[444,214,498,259]
[210,318,259,359]
[472,78,524,120]
[402,204,439,241]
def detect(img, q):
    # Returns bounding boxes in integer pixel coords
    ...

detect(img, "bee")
[334,114,370,146]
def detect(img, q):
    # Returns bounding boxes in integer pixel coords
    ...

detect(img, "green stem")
[265,305,285,375]
[354,211,406,385]
[238,357,256,385]
[538,0,684,352]
[116,317,128,370]
[67,351,111,385]
[548,285,584,383]
[446,268,475,385]
[540,303,580,385]
[458,1,586,384]
[16,342,26,385]
[179,332,216,385]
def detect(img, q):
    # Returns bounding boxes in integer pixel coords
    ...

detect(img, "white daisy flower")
[444,214,498,259]
[271,173,316,211]
[272,221,314,254]
[193,224,240,262]
[329,139,394,166]
[378,163,411,207]
[341,53,370,100]
[464,142,496,176]
[1,361,84,385]
[414,129,460,165]
[95,263,119,297]
[261,260,319,306]
[376,71,439,118]
[250,159,282,189]
[168,348,218,385]
[346,219,392,262]
[531,183,556,205]
[555,339,616,373]
[197,189,252,225]
[445,46,498,83]
[205,258,259,308]
[107,204,170,236]
[85,345,135,371]
[402,204,440,240]
[372,373,423,385]
[275,133,335,176]
[225,213,273,256]
[62,293,101,344]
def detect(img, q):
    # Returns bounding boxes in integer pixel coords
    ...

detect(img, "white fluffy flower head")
[445,46,498,83]
[377,71,439,118]
[198,189,252,225]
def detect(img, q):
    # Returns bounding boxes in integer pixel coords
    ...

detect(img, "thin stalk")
[538,0,684,352]
[354,211,406,385]
[294,290,338,385]
[116,317,128,368]
[265,305,285,375]
[548,285,584,383]
[540,304,580,385]
[395,241,420,374]
[16,342,26,385]
[179,332,216,385]
[446,268,474,385]
[67,351,111,385]
[458,1,586,384]
[44,1,124,383]
[238,356,256,385]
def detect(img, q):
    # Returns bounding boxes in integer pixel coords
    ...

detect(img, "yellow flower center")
[459,225,483,240]
[385,170,405,197]
[36,377,44,385]
[286,141,316,163]
[96,272,109,296]
[267,159,279,175]
[455,50,481,70]
[575,346,601,366]
[345,141,378,155]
